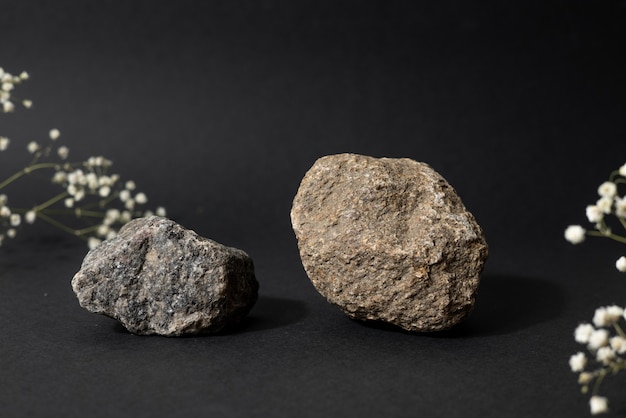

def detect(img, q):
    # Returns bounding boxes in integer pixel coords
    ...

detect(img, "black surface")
[2,1,626,417]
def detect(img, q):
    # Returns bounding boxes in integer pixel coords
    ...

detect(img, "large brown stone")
[290,153,487,332]
[71,216,258,336]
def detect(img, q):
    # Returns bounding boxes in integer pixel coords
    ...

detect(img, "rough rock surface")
[72,216,258,336]
[290,153,488,332]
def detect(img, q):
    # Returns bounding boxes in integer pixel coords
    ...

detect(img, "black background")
[2,1,626,417]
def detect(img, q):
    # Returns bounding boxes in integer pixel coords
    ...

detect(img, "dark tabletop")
[2,1,626,417]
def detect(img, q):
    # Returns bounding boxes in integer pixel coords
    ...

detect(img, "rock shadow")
[243,295,309,332]
[437,274,566,338]
[357,274,566,338]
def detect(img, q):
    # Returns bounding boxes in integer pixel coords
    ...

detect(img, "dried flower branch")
[0,66,165,249]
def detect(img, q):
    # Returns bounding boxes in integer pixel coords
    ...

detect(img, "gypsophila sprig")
[570,307,626,415]
[566,163,626,414]
[0,66,166,249]
[565,163,626,272]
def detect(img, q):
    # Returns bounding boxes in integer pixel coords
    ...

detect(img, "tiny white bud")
[596,346,616,365]
[569,352,587,372]
[87,237,102,250]
[586,205,604,223]
[589,396,609,415]
[616,256,626,273]
[565,225,586,244]
[57,146,69,160]
[6,229,16,238]
[19,71,29,80]
[0,205,11,217]
[22,99,32,109]
[64,198,74,208]
[0,136,9,151]
[119,189,131,202]
[135,192,147,204]
[156,207,166,217]
[24,210,36,224]
[27,141,40,154]
[1,82,13,92]
[9,213,21,227]
[3,101,15,113]
[598,181,617,198]
[49,129,60,140]
[99,185,111,198]
[125,180,136,191]
[588,329,610,350]
[619,163,626,177]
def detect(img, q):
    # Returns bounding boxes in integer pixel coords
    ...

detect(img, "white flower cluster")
[565,163,626,273]
[0,66,166,250]
[570,305,626,415]
[0,67,31,113]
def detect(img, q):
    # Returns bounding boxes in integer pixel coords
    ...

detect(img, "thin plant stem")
[35,211,82,238]
[0,162,60,190]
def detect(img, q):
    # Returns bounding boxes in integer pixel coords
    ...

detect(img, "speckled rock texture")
[71,216,258,336]
[290,154,488,332]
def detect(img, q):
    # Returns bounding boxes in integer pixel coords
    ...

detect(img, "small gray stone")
[290,153,488,332]
[71,216,258,336]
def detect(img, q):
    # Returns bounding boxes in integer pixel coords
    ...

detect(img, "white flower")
[97,224,110,237]
[569,352,587,372]
[596,346,616,365]
[3,101,14,112]
[104,208,120,225]
[6,229,16,238]
[575,323,595,344]
[1,82,13,92]
[0,194,6,205]
[616,256,626,273]
[67,169,84,185]
[48,129,60,140]
[87,237,101,250]
[135,192,147,205]
[22,99,32,108]
[85,172,98,190]
[9,213,20,227]
[596,197,613,214]
[99,186,111,198]
[52,171,67,184]
[73,188,85,202]
[589,396,609,415]
[0,205,10,217]
[24,210,36,224]
[124,198,135,210]
[598,181,617,198]
[565,225,586,244]
[26,141,39,154]
[156,207,166,217]
[0,136,9,151]
[120,210,132,223]
[588,329,610,350]
[119,189,131,202]
[586,205,604,223]
[605,305,624,323]
[610,336,626,354]
[619,163,626,177]
[125,180,136,191]
[593,307,609,327]
[57,146,69,160]
[64,198,74,208]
